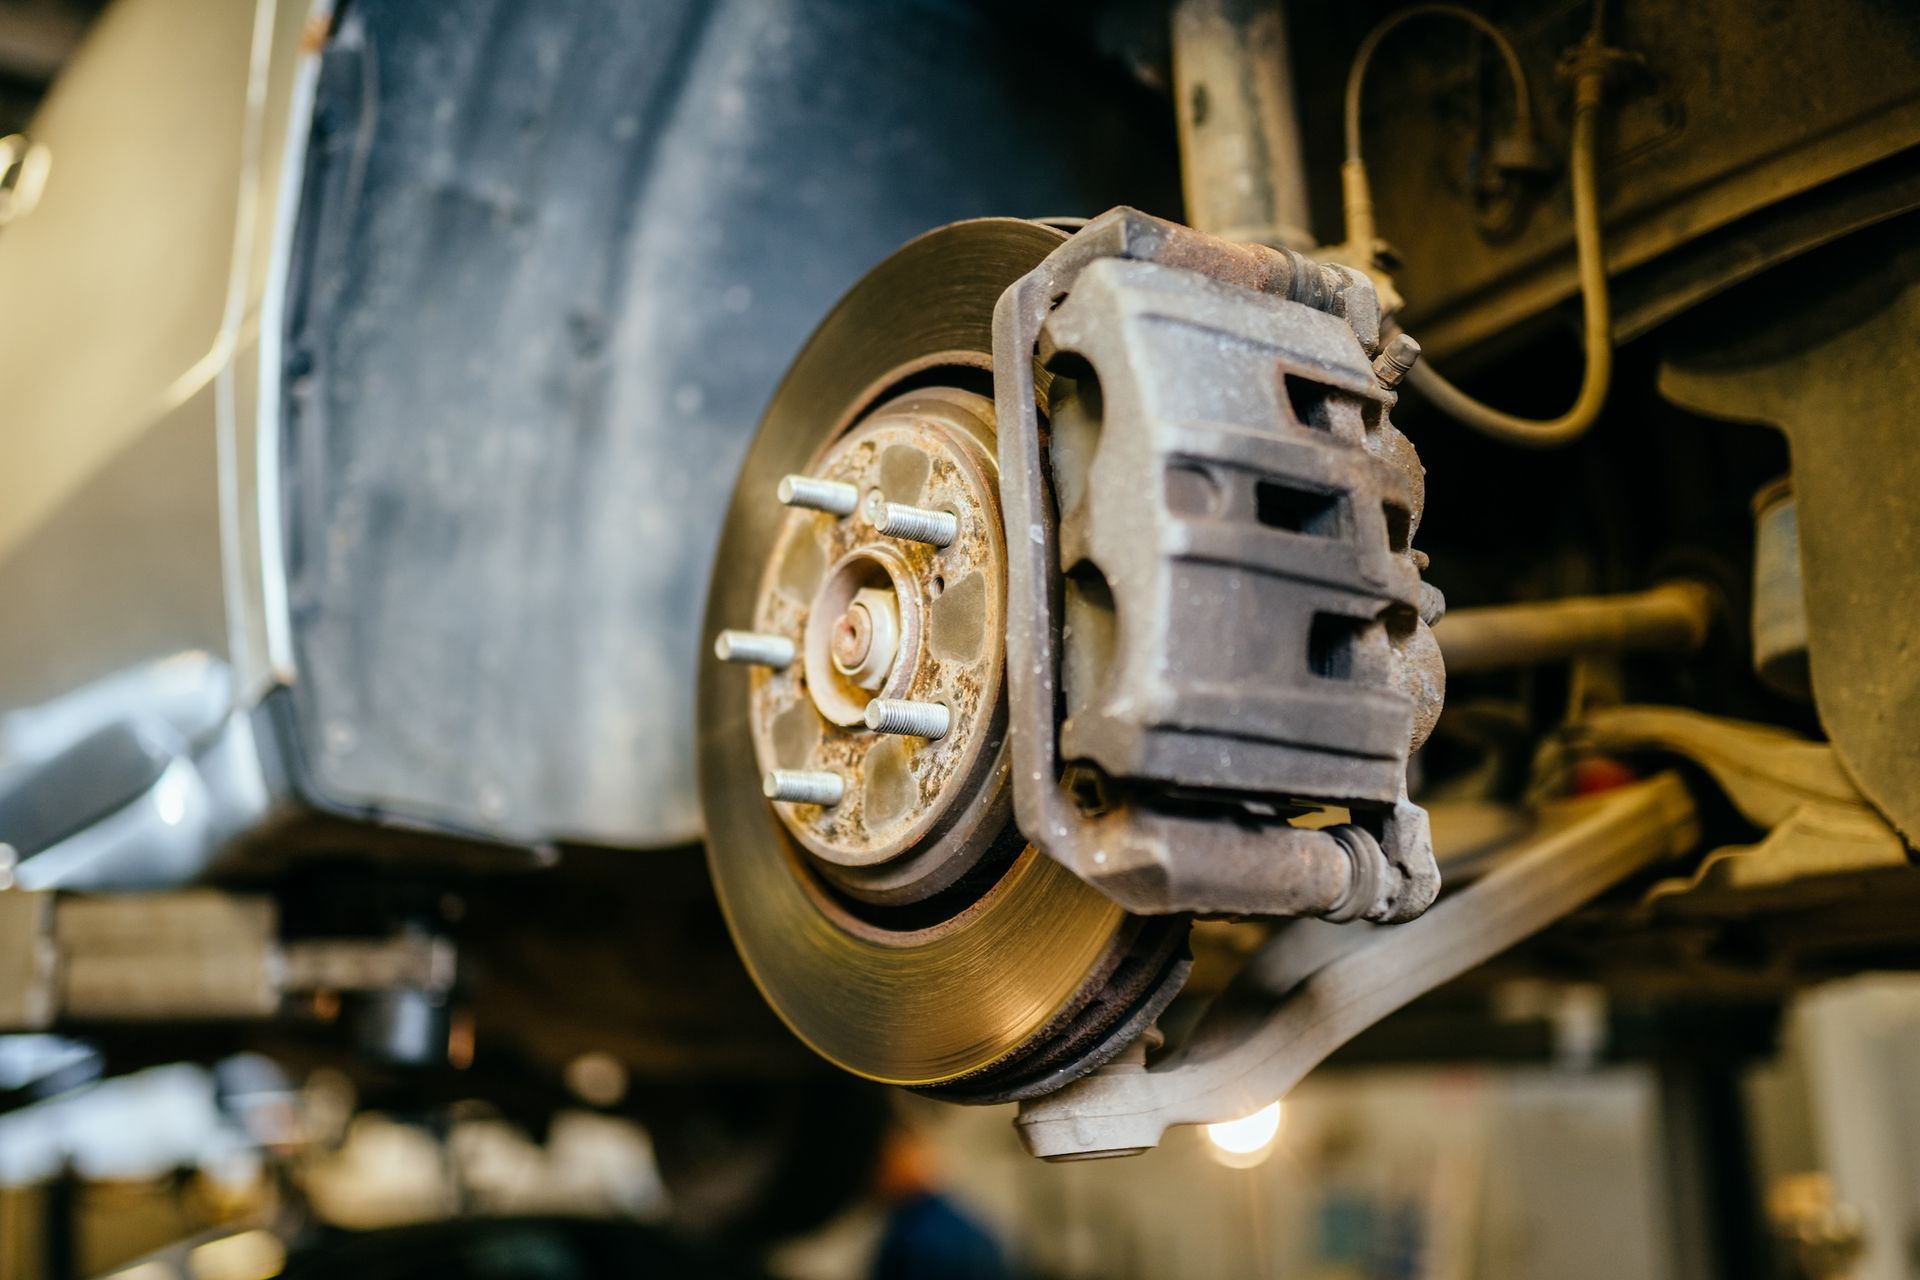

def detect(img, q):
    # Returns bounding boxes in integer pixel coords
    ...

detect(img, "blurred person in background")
[869,1119,1012,1280]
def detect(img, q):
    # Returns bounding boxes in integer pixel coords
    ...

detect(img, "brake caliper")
[995,208,1444,923]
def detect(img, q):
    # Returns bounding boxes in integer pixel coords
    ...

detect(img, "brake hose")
[1343,4,1614,449]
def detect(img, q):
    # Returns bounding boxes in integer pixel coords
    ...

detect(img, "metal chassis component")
[55,892,282,1020]
[1171,0,1313,250]
[1434,580,1714,675]
[0,890,55,1029]
[1561,706,1912,916]
[1748,479,1809,699]
[992,206,1442,923]
[0,888,454,1029]
[1658,224,1920,847]
[1012,772,1699,1160]
[1318,0,1920,359]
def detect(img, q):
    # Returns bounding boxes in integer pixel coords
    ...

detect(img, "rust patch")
[930,571,987,661]
[880,442,932,506]
[773,697,822,768]
[863,735,914,828]
[778,527,826,600]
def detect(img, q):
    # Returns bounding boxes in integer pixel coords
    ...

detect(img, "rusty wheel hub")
[748,389,1009,902]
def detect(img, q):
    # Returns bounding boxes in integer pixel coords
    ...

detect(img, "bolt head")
[1373,332,1423,389]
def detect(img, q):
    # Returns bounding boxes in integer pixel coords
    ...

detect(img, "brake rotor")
[698,219,1188,1094]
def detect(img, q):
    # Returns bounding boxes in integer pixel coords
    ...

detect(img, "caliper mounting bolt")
[1371,332,1422,390]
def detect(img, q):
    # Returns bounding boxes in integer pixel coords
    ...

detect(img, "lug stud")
[714,630,796,668]
[864,491,957,547]
[763,769,845,807]
[864,698,951,740]
[777,475,859,516]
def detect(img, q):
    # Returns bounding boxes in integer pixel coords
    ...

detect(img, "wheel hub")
[748,389,1008,899]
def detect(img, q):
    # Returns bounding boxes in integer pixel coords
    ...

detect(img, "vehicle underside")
[2,0,1918,1274]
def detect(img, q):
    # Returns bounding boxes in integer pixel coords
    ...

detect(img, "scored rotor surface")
[697,219,1144,1087]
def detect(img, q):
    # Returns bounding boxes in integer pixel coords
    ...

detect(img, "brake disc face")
[698,219,1188,1093]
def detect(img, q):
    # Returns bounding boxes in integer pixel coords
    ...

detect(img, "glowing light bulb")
[1203,1099,1282,1167]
